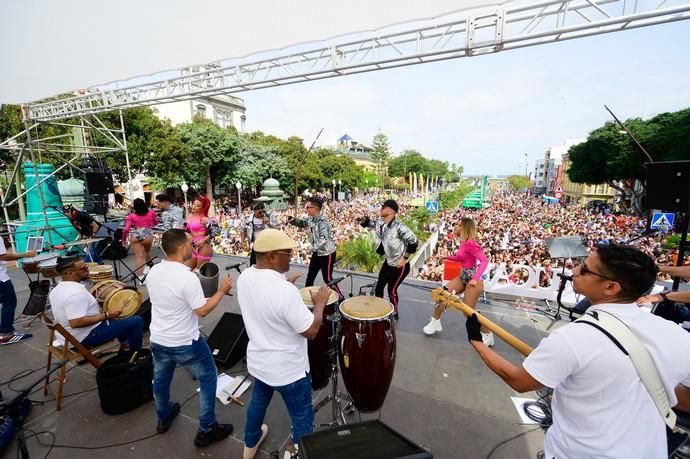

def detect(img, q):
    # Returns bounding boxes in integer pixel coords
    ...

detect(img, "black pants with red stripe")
[305,252,344,300]
[375,262,410,313]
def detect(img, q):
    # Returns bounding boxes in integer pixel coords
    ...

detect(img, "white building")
[153,66,247,131]
[533,137,585,194]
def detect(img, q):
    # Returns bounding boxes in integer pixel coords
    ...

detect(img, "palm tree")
[337,234,383,273]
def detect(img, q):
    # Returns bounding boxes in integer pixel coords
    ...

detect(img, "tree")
[224,142,291,194]
[387,149,427,177]
[507,175,533,190]
[337,235,383,272]
[370,132,391,189]
[178,118,239,199]
[567,108,690,215]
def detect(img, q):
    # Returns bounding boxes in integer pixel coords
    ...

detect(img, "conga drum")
[300,286,339,390]
[338,296,396,412]
[90,280,141,318]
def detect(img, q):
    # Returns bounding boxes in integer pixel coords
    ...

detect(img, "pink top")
[122,210,157,241]
[446,239,488,281]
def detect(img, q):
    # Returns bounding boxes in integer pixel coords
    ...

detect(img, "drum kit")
[300,286,397,425]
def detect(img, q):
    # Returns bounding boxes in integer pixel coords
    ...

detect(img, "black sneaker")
[157,402,181,434]
[194,422,234,447]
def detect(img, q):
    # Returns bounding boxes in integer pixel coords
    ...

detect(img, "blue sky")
[243,21,690,176]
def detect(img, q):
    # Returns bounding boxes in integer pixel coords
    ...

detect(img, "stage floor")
[1,249,558,458]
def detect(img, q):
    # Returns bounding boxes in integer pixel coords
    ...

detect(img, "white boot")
[481,331,495,347]
[243,424,269,459]
[423,317,443,335]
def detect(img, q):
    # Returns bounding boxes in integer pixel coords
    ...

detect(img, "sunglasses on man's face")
[577,261,619,284]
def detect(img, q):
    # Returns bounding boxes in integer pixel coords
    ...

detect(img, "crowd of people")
[417,191,670,284]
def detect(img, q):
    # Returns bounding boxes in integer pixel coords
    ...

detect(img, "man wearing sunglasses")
[286,196,344,301]
[466,244,690,458]
[49,256,144,353]
[242,202,278,266]
[237,229,331,459]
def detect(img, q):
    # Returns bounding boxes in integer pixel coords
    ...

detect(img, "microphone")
[557,273,573,281]
[225,262,244,272]
[327,275,350,287]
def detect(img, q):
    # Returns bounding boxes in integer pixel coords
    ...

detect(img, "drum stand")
[313,309,355,426]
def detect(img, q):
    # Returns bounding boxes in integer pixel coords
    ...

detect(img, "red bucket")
[443,260,462,281]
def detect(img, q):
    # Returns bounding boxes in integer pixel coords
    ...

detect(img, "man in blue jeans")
[146,229,233,447]
[237,229,331,459]
[0,237,36,345]
[49,257,143,352]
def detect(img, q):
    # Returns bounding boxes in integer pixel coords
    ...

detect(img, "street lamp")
[181,182,189,215]
[338,179,342,198]
[332,179,336,201]
[235,182,242,217]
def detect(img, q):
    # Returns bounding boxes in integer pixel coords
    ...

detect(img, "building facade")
[153,66,247,131]
[560,153,616,206]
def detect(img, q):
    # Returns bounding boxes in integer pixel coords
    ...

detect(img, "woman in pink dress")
[185,195,213,270]
[121,198,158,277]
[423,217,493,345]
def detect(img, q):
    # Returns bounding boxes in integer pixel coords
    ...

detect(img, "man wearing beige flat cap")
[237,229,331,459]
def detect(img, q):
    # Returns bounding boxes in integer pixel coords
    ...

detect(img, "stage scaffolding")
[2,0,690,248]
[0,110,133,249]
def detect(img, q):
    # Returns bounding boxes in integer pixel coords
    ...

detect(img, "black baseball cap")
[382,199,399,213]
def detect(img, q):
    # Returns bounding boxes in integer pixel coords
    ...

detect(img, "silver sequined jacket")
[292,214,336,256]
[362,217,419,267]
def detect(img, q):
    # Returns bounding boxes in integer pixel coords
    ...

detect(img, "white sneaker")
[243,424,269,459]
[423,317,443,335]
[481,332,495,347]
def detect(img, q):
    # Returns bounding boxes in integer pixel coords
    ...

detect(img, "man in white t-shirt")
[238,229,331,459]
[465,244,690,458]
[146,229,233,447]
[0,237,36,344]
[49,257,143,351]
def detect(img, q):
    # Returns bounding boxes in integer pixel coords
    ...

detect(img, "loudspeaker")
[137,298,152,332]
[85,172,115,194]
[206,312,249,368]
[299,420,433,459]
[646,161,690,212]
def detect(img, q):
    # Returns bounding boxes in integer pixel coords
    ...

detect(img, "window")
[240,114,246,131]
[195,104,207,118]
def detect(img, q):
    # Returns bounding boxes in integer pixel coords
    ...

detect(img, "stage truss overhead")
[23,0,690,122]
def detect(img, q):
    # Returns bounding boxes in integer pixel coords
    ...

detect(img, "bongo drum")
[90,280,141,318]
[37,258,59,279]
[338,296,396,412]
[300,286,339,390]
[87,263,113,282]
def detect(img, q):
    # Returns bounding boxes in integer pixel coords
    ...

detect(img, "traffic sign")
[425,201,439,213]
[650,212,675,231]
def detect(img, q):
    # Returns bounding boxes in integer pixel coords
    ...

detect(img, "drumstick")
[431,288,534,357]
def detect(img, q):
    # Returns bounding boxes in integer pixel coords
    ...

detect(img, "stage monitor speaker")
[85,172,115,194]
[645,161,690,212]
[206,312,248,368]
[299,420,433,459]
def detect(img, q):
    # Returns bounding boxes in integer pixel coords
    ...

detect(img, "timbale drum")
[300,286,339,390]
[338,296,396,412]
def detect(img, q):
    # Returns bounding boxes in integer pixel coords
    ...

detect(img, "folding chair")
[41,315,115,411]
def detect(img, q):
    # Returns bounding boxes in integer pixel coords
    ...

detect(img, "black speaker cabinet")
[85,172,115,194]
[299,420,432,459]
[646,161,690,212]
[206,312,249,368]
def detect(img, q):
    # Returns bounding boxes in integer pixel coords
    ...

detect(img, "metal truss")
[26,0,690,121]
[0,113,133,247]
